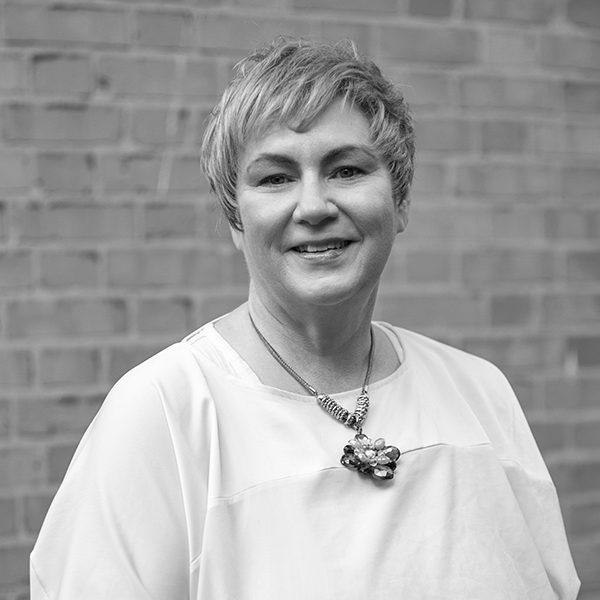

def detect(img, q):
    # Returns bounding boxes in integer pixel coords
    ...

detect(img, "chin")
[286,276,376,308]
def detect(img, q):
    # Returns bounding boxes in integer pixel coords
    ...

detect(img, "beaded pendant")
[340,433,401,481]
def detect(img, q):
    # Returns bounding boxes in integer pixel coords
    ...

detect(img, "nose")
[292,176,339,225]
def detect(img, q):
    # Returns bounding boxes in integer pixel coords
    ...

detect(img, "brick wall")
[0,0,599,597]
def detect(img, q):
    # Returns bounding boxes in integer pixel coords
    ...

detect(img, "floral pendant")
[340,433,401,481]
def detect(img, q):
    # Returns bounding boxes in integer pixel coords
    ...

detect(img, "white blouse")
[30,322,580,599]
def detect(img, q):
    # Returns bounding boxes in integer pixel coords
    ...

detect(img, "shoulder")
[379,323,522,449]
[381,322,507,386]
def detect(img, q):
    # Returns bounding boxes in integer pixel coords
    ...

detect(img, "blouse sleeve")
[30,369,190,600]
[488,365,581,600]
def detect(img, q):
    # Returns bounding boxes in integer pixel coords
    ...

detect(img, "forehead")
[240,100,374,165]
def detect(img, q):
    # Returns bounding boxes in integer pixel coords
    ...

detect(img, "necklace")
[248,314,401,481]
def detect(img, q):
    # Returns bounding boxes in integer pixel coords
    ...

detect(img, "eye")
[332,166,363,179]
[259,174,292,186]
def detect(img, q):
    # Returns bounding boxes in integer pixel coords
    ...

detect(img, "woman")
[31,38,579,599]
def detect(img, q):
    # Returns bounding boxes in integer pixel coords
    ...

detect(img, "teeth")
[295,241,348,253]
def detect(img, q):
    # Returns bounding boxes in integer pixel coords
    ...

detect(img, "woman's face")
[233,99,407,310]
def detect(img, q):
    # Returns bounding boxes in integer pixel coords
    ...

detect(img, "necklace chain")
[248,313,375,431]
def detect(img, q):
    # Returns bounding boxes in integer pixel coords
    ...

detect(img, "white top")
[30,322,580,599]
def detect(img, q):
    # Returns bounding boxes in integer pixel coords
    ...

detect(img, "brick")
[409,0,452,17]
[196,14,312,52]
[97,56,178,97]
[144,204,197,239]
[465,0,554,23]
[182,59,221,100]
[23,495,53,535]
[573,419,600,449]
[0,203,5,242]
[460,76,561,111]
[0,53,25,92]
[0,150,32,192]
[4,4,128,46]
[542,293,600,327]
[567,251,600,281]
[3,103,121,143]
[563,165,600,200]
[544,208,596,239]
[108,248,189,288]
[186,247,249,288]
[40,249,100,288]
[462,336,562,370]
[389,71,451,109]
[416,118,476,153]
[567,337,600,367]
[0,447,44,489]
[572,542,600,592]
[0,546,30,588]
[410,162,447,195]
[196,108,213,145]
[0,350,32,389]
[540,35,600,70]
[138,297,194,334]
[0,497,17,536]
[462,249,554,284]
[534,122,600,156]
[568,0,600,28]
[0,400,9,437]
[380,25,479,64]
[402,205,493,244]
[0,250,33,290]
[40,347,101,386]
[136,9,194,47]
[169,155,208,193]
[37,152,95,194]
[198,291,248,323]
[48,443,77,484]
[108,343,165,382]
[564,124,600,155]
[18,394,102,438]
[100,154,161,193]
[486,30,538,66]
[317,22,370,53]
[15,202,134,242]
[490,294,534,327]
[109,247,246,289]
[405,250,453,283]
[375,292,486,329]
[565,82,600,113]
[8,299,128,339]
[481,120,528,153]
[380,246,406,285]
[294,0,397,10]
[570,501,600,538]
[457,163,560,196]
[491,207,545,241]
[131,107,189,146]
[32,53,92,94]
[529,419,569,454]
[543,376,600,411]
[570,460,600,492]
[197,198,230,242]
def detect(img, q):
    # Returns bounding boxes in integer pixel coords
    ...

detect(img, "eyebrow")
[245,144,379,173]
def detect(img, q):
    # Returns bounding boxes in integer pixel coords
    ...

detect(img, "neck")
[247,282,376,357]
[244,283,377,393]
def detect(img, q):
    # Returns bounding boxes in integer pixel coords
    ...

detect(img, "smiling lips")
[292,240,352,254]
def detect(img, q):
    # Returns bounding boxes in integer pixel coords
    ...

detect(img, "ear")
[230,225,244,251]
[395,200,409,234]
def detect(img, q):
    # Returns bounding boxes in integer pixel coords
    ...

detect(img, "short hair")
[201,37,415,231]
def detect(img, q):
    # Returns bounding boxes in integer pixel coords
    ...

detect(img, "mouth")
[291,240,352,254]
